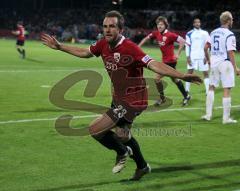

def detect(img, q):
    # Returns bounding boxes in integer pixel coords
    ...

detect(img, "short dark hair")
[155,16,169,28]
[105,10,124,29]
[193,18,201,22]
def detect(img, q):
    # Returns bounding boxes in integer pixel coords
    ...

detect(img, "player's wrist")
[180,73,186,79]
[56,43,62,50]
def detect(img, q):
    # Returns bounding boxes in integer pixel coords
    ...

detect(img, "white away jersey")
[185,28,209,59]
[208,27,236,68]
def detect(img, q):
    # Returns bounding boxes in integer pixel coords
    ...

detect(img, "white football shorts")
[209,60,235,88]
[187,59,209,71]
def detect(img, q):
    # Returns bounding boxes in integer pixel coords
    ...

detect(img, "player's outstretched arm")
[138,36,150,47]
[12,30,19,35]
[41,33,93,58]
[148,60,202,84]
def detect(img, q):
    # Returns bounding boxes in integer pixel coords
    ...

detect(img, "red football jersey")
[89,36,153,108]
[148,30,178,63]
[17,25,25,41]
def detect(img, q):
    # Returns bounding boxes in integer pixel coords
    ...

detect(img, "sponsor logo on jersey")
[114,52,121,63]
[162,36,167,42]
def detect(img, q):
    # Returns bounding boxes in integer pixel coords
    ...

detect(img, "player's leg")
[20,41,25,59]
[199,59,210,95]
[16,44,22,56]
[22,46,26,59]
[185,59,195,94]
[89,114,132,173]
[89,114,128,155]
[114,122,150,180]
[202,66,219,120]
[220,61,236,124]
[16,40,25,59]
[222,88,236,123]
[168,62,190,105]
[171,77,190,106]
[154,73,166,106]
[202,85,215,120]
[203,71,209,95]
[185,68,194,93]
[22,40,25,58]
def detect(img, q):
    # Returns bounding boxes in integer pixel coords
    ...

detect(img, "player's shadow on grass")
[34,159,240,191]
[123,159,240,190]
[25,57,44,63]
[133,119,221,130]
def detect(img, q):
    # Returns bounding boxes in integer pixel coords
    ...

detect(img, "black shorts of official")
[16,40,24,46]
[106,101,145,128]
[165,62,177,69]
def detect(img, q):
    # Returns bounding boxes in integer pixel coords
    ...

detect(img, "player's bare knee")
[223,88,231,97]
[209,85,215,91]
[203,71,209,78]
[89,126,107,139]
[188,69,194,74]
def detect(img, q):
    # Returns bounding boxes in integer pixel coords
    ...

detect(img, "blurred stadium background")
[1,1,240,191]
[1,0,240,49]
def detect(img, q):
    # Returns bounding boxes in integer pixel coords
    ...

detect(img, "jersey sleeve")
[185,33,191,57]
[147,31,156,39]
[226,34,236,51]
[89,40,103,57]
[185,33,191,45]
[170,32,178,42]
[130,42,154,68]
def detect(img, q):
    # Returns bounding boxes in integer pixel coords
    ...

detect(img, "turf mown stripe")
[0,105,239,124]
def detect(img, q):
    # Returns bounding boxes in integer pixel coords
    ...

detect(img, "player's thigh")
[219,61,235,88]
[89,113,116,137]
[209,66,220,87]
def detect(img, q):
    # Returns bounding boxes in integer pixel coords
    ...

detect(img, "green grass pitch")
[0,39,240,191]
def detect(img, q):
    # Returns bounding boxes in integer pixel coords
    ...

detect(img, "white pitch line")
[0,114,100,125]
[40,85,51,88]
[0,105,239,125]
[0,68,106,73]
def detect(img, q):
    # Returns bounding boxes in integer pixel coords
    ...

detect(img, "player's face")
[193,19,201,29]
[157,21,166,33]
[103,17,121,43]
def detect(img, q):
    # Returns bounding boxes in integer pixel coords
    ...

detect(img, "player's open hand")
[182,73,203,85]
[41,33,61,50]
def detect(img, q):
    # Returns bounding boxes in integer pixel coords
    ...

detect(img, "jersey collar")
[114,35,125,48]
[161,29,168,34]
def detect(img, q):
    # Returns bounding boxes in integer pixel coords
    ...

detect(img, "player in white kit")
[202,11,240,124]
[185,18,210,95]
